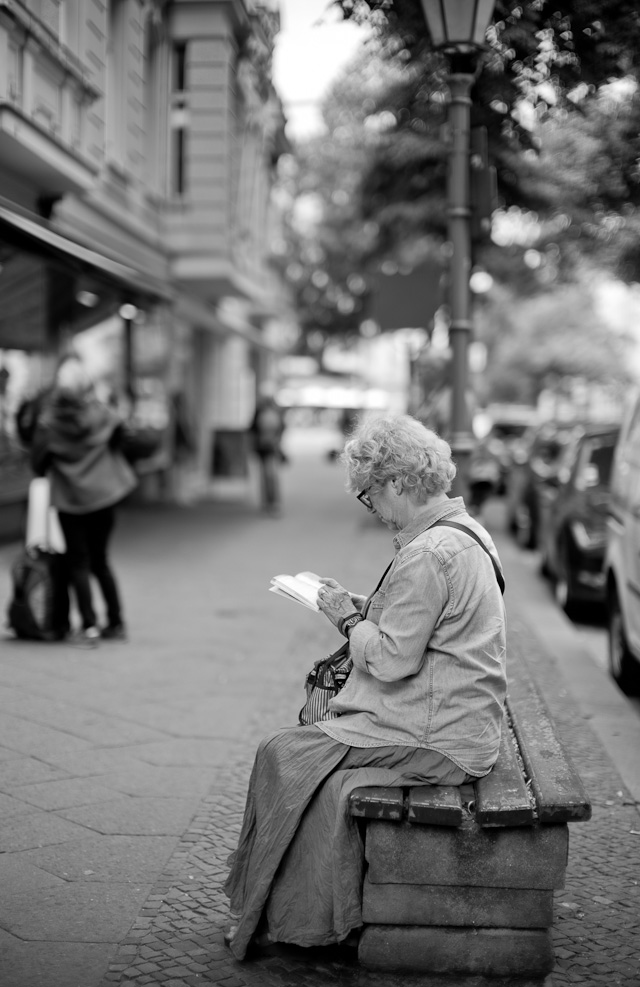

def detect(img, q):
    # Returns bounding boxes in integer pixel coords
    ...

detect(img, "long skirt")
[223,724,470,960]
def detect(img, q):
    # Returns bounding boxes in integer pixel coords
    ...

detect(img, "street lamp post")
[419,0,496,498]
[119,303,139,412]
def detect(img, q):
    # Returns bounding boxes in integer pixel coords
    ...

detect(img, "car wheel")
[608,590,640,696]
[554,552,576,618]
[539,537,552,579]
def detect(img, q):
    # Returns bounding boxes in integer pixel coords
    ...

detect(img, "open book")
[269,571,322,611]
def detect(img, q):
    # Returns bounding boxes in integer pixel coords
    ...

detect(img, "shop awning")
[0,200,173,301]
[0,199,280,350]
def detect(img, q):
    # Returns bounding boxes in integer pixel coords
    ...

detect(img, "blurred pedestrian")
[468,439,500,520]
[248,385,286,515]
[29,355,137,646]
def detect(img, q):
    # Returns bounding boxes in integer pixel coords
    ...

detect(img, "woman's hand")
[317,577,358,629]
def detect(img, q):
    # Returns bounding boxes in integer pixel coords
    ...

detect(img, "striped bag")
[298,559,394,727]
[298,641,352,726]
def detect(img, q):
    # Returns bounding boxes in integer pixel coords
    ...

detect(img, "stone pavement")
[0,443,639,987]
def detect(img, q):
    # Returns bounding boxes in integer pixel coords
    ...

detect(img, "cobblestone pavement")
[97,501,639,985]
[1,448,639,987]
[508,612,640,987]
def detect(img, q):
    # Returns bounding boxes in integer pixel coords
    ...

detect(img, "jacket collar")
[393,496,467,551]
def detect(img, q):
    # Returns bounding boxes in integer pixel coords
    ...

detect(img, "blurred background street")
[1,436,640,987]
[2,0,640,984]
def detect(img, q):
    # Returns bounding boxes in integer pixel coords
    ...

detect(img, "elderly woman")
[224,415,506,959]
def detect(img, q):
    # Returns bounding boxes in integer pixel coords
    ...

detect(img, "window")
[60,1,82,55]
[7,41,22,105]
[169,42,189,196]
[590,440,616,486]
[143,7,164,192]
[106,0,127,167]
[26,0,62,37]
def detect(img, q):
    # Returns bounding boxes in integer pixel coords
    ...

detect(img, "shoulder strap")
[373,559,394,594]
[362,558,395,619]
[431,519,505,595]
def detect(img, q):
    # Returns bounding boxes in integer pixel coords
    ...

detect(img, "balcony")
[0,103,97,194]
[0,2,99,195]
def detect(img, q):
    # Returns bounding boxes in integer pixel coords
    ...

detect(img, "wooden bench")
[348,656,591,982]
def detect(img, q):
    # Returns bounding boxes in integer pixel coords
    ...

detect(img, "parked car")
[605,393,640,694]
[536,423,620,616]
[505,420,580,549]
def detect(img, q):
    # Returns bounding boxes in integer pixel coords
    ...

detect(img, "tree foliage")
[475,283,634,404]
[520,82,640,283]
[273,0,640,375]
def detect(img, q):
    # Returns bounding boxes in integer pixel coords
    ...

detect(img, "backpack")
[6,547,69,641]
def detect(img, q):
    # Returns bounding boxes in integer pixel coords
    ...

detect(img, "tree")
[271,47,420,348]
[475,283,634,404]
[273,1,640,352]
[521,81,640,283]
[329,1,640,279]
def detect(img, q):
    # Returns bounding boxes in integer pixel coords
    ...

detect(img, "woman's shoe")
[251,931,274,949]
[223,924,238,948]
[223,912,240,948]
[69,626,100,648]
[100,623,127,641]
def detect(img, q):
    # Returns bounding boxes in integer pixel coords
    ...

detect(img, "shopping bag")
[6,478,69,640]
[26,477,66,553]
[7,549,69,641]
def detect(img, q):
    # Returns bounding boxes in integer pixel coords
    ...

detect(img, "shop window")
[170,42,189,197]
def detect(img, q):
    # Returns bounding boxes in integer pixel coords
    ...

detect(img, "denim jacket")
[317,497,507,777]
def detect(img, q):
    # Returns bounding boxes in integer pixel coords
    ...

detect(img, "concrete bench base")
[363,879,554,928]
[359,925,554,978]
[349,655,591,980]
[365,815,569,889]
[358,816,564,978]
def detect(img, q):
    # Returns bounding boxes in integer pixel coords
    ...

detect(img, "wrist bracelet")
[339,611,364,637]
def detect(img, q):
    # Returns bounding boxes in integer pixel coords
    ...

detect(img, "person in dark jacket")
[30,356,137,646]
[248,387,286,514]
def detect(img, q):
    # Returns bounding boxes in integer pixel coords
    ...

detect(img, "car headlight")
[570,520,606,551]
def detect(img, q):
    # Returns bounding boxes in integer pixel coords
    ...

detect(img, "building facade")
[0,0,293,535]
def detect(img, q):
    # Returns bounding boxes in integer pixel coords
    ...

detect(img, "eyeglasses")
[357,489,375,512]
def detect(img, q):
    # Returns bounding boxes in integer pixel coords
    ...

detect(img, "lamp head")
[419,0,496,54]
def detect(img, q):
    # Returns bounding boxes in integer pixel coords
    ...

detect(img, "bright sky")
[272,0,370,140]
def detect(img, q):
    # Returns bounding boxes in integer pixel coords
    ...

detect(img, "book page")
[269,585,319,611]
[270,573,321,611]
[294,571,323,589]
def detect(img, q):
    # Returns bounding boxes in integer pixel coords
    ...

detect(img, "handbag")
[298,559,394,726]
[298,641,352,726]
[117,422,162,463]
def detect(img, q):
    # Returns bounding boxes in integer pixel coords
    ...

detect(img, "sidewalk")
[0,445,638,987]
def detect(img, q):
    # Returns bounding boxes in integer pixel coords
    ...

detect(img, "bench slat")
[407,785,464,826]
[507,665,592,824]
[474,712,535,827]
[349,786,405,821]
